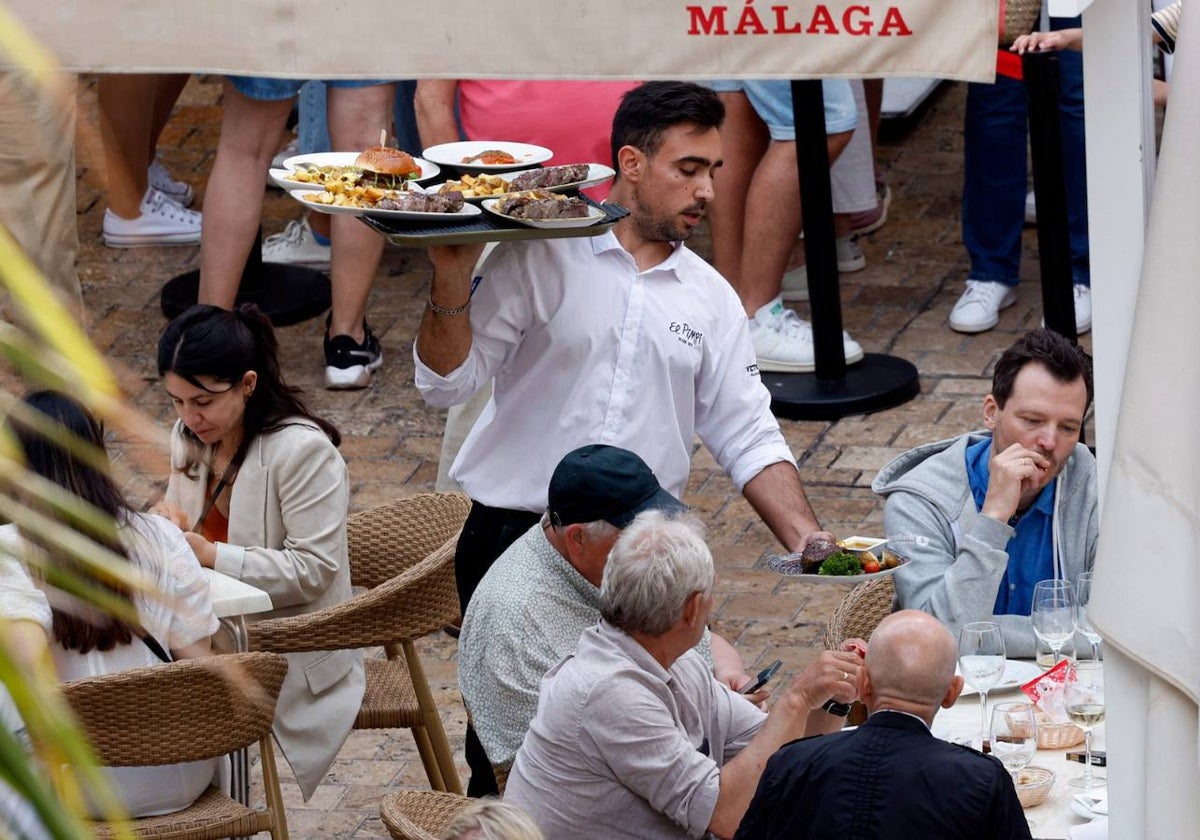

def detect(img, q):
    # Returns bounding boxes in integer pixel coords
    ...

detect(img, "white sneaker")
[781,237,867,301]
[750,298,864,373]
[949,279,1018,333]
[148,158,194,207]
[1025,190,1037,225]
[102,188,202,248]
[262,217,332,270]
[1072,284,1092,333]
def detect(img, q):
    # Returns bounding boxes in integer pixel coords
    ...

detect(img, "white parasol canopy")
[1088,0,1200,834]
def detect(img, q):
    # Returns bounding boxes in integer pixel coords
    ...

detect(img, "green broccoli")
[817,551,863,576]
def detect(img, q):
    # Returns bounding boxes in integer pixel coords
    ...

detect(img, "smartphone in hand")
[742,659,783,694]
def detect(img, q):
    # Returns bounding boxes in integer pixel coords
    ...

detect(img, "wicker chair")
[379,790,472,840]
[249,492,471,794]
[58,651,290,840]
[823,573,896,650]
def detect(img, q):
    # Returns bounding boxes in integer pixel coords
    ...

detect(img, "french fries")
[439,173,512,198]
[301,182,400,208]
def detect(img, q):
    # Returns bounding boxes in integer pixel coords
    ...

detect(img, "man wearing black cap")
[458,445,758,797]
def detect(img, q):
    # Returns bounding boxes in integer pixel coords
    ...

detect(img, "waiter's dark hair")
[610,81,724,170]
[991,328,1094,411]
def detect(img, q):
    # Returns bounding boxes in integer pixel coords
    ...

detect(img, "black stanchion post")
[761,80,920,421]
[1023,50,1077,342]
[792,79,846,380]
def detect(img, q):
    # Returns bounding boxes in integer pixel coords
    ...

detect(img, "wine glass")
[1031,579,1077,666]
[991,701,1038,780]
[1076,571,1102,661]
[1065,661,1106,789]
[959,621,1006,747]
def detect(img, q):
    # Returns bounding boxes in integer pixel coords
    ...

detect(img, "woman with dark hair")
[154,303,363,801]
[0,390,219,817]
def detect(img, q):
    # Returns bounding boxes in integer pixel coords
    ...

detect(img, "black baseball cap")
[547,444,686,529]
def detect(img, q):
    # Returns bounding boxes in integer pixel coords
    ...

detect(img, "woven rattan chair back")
[824,574,896,650]
[61,651,287,765]
[348,492,471,589]
[246,493,469,796]
[59,651,290,840]
[379,790,471,840]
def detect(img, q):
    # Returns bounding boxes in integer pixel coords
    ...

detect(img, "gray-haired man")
[505,512,863,840]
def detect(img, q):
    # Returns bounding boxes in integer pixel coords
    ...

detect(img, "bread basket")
[1035,710,1084,749]
[1015,766,1056,808]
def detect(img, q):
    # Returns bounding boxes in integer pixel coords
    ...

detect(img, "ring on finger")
[842,670,849,681]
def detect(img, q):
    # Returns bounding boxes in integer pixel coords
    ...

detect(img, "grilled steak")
[374,191,464,213]
[510,164,591,192]
[497,194,590,220]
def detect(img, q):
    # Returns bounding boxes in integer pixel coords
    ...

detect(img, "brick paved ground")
[23,75,1092,836]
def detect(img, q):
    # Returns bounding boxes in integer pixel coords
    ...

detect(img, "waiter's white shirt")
[414,230,795,512]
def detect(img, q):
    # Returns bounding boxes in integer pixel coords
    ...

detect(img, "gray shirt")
[506,619,766,840]
[459,523,713,768]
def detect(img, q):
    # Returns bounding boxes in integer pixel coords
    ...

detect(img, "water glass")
[991,701,1038,779]
[959,621,1006,747]
[1031,579,1077,665]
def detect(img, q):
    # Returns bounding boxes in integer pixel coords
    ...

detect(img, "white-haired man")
[505,512,862,840]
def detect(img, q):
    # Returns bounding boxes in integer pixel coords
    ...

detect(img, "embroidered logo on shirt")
[669,321,703,348]
[746,363,760,377]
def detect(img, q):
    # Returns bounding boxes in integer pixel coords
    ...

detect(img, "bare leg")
[198,81,292,309]
[708,91,769,289]
[98,75,157,219]
[325,83,395,341]
[739,131,852,314]
[148,74,190,157]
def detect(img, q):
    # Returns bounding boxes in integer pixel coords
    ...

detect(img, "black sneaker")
[324,321,383,389]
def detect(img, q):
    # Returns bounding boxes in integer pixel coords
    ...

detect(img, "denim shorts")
[227,76,391,102]
[708,79,857,139]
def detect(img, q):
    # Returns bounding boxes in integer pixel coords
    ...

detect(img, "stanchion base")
[160,265,331,326]
[764,353,920,421]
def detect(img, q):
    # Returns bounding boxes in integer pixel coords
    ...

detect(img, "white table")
[933,688,1107,839]
[203,568,273,808]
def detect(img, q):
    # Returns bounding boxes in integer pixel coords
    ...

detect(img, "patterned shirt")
[459,523,712,767]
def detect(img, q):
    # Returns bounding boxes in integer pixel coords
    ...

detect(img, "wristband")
[822,699,852,717]
[428,295,470,316]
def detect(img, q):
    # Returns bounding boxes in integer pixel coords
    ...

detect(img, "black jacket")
[734,711,1033,840]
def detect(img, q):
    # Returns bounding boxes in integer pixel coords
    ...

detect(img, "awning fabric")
[2,0,998,82]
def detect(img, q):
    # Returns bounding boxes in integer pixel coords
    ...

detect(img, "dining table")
[203,568,274,808]
[931,673,1108,839]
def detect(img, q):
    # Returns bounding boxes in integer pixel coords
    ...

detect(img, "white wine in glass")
[959,621,1006,747]
[1031,579,1077,666]
[1065,661,1106,789]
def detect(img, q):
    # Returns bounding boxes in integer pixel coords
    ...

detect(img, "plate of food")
[289,187,482,222]
[421,140,554,171]
[426,163,617,202]
[765,537,907,584]
[481,192,606,229]
[271,147,440,191]
[955,659,1044,695]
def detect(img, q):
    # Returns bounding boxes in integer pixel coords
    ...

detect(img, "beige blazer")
[165,418,365,800]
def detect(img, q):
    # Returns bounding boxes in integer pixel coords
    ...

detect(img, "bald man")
[734,611,1032,840]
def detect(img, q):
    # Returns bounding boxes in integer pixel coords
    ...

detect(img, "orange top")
[201,504,229,545]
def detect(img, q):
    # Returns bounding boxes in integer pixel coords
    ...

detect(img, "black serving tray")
[360,195,629,248]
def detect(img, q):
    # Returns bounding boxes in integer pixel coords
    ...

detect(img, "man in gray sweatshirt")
[872,329,1097,657]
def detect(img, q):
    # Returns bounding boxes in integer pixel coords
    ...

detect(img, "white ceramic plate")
[426,163,617,203]
[481,198,606,230]
[421,140,553,171]
[289,189,482,222]
[1070,792,1108,821]
[272,151,440,189]
[765,552,908,584]
[955,659,1044,695]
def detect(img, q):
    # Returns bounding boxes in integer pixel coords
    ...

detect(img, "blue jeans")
[297,80,420,155]
[962,18,1090,287]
